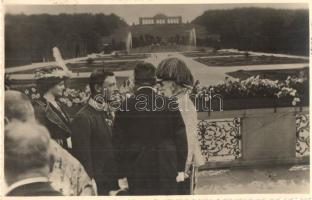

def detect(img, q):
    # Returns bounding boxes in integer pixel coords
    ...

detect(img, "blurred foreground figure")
[5,121,62,196]
[5,90,36,124]
[5,90,94,196]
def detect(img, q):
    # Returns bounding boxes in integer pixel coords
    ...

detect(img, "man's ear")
[94,84,102,93]
[172,81,179,91]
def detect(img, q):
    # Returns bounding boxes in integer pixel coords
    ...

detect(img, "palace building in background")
[139,14,182,25]
[101,13,220,53]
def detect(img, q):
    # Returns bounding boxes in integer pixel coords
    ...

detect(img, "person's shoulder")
[7,182,62,196]
[73,105,91,120]
[32,98,46,110]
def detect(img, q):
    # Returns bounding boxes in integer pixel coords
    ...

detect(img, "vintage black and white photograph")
[3,2,310,197]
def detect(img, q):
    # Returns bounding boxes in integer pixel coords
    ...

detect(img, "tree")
[192,8,309,55]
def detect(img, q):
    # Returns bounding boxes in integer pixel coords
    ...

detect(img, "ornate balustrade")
[296,114,310,157]
[197,118,241,162]
[196,107,309,167]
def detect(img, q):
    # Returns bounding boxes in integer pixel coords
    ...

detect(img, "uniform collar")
[88,97,109,112]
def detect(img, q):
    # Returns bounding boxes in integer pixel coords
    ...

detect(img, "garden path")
[146,52,308,86]
[195,164,309,194]
[7,51,308,86]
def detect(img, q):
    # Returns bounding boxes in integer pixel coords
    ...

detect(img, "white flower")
[59,98,66,103]
[63,90,69,97]
[73,98,80,104]
[35,94,40,99]
[31,87,37,92]
[292,97,301,106]
[297,78,304,83]
[79,92,85,98]
[276,91,282,98]
[294,97,300,102]
[25,89,29,95]
[66,100,73,107]
[290,89,297,97]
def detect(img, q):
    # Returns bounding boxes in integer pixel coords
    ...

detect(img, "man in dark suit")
[113,62,188,195]
[71,69,119,195]
[5,121,61,196]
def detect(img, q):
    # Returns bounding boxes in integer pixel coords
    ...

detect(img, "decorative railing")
[197,108,309,165]
[197,118,242,162]
[296,114,310,157]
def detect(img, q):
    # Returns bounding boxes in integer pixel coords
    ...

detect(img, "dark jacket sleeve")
[172,108,188,172]
[112,110,127,179]
[33,102,47,126]
[71,113,94,179]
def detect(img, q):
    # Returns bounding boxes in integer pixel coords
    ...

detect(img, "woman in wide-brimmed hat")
[33,65,72,150]
[156,57,205,195]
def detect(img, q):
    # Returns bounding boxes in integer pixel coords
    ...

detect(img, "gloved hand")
[176,172,185,182]
[118,177,129,189]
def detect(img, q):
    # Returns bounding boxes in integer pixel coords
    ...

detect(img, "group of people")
[4,57,205,196]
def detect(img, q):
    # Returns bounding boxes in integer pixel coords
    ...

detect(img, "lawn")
[226,66,309,81]
[182,51,243,57]
[195,55,308,66]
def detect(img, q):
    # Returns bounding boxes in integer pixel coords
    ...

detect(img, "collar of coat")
[36,98,71,134]
[88,97,109,112]
[45,103,71,134]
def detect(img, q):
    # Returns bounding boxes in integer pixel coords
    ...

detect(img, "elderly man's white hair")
[5,90,35,122]
[5,121,51,183]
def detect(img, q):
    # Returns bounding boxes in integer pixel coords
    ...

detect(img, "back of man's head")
[134,62,156,86]
[5,90,35,123]
[5,121,51,184]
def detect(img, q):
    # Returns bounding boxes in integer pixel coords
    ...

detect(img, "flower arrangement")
[58,86,90,108]
[24,87,41,100]
[195,75,308,106]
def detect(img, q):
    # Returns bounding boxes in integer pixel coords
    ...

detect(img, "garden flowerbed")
[12,60,143,74]
[82,53,148,62]
[182,51,243,57]
[195,55,308,66]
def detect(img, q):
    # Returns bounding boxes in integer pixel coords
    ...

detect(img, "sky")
[4,3,309,25]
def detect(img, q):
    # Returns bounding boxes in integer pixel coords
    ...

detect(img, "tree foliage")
[5,13,128,67]
[192,8,309,55]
